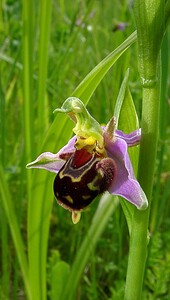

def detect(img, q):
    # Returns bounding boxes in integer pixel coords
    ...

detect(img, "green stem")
[124,1,164,298]
[124,83,160,300]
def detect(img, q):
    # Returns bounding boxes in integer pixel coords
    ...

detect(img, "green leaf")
[114,68,130,124]
[51,261,70,300]
[117,81,140,234]
[119,87,139,134]
[72,31,137,102]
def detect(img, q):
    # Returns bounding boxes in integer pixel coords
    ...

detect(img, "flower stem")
[124,84,160,300]
[124,0,165,298]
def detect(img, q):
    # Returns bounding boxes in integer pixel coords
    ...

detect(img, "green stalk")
[27,1,52,299]
[0,77,9,297]
[22,0,34,299]
[0,165,31,300]
[22,0,34,160]
[150,32,169,233]
[124,1,165,299]
[124,85,160,300]
[22,0,34,246]
[37,0,52,150]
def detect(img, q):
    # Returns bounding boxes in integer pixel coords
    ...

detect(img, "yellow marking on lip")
[87,176,99,191]
[65,195,74,204]
[55,192,60,198]
[59,157,101,182]
[59,169,82,182]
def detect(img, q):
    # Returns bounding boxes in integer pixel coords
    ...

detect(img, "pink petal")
[26,136,76,173]
[105,137,148,210]
[115,128,141,146]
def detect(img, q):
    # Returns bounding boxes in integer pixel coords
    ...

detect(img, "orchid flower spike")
[27,97,148,224]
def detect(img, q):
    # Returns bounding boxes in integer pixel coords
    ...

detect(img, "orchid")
[26,97,148,223]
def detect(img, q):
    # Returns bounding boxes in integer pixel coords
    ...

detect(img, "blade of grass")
[113,71,140,233]
[72,31,137,101]
[27,1,52,298]
[0,165,31,300]
[114,68,129,123]
[0,77,9,297]
[49,0,96,84]
[150,30,169,233]
[118,87,140,233]
[22,0,35,299]
[37,0,52,150]
[0,206,10,299]
[22,0,34,160]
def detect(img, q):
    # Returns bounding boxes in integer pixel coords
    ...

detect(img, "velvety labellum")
[53,148,116,211]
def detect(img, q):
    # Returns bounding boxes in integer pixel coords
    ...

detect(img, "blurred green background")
[0,1,170,299]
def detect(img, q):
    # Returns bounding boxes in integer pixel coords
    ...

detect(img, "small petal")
[115,128,141,146]
[26,136,76,173]
[26,152,65,173]
[103,122,141,146]
[105,137,148,210]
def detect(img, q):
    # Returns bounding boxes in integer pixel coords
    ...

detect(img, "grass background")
[0,1,170,299]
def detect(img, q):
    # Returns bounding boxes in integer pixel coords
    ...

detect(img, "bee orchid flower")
[26,97,148,224]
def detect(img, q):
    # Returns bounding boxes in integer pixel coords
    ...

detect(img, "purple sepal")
[105,137,148,210]
[115,128,141,146]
